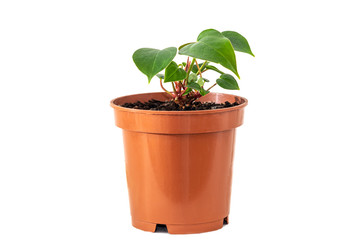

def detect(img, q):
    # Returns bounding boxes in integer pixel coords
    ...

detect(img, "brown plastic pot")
[110,92,248,234]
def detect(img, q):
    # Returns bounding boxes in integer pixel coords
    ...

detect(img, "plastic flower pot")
[110,92,247,234]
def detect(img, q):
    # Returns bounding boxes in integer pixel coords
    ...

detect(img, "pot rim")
[110,92,248,115]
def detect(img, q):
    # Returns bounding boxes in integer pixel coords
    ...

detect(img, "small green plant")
[132,29,254,105]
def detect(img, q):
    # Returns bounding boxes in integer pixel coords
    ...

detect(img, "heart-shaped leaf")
[205,65,224,74]
[132,47,177,83]
[222,31,255,57]
[187,81,202,91]
[186,82,209,96]
[179,42,194,50]
[199,88,209,96]
[191,62,209,74]
[197,29,223,40]
[179,29,239,78]
[216,74,240,90]
[183,87,192,95]
[188,73,197,83]
[197,77,205,87]
[164,61,187,83]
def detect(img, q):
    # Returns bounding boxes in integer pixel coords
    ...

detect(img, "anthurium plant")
[132,29,254,106]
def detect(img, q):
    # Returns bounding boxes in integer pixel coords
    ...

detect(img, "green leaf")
[183,87,193,95]
[132,47,177,83]
[186,82,209,96]
[156,73,164,79]
[191,62,209,73]
[216,74,240,90]
[197,29,223,40]
[205,65,224,74]
[199,88,210,96]
[188,73,197,83]
[179,42,194,51]
[164,61,187,83]
[186,82,202,91]
[222,31,254,57]
[179,29,239,78]
[197,77,205,87]
[203,78,210,82]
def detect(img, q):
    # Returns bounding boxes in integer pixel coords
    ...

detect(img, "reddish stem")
[194,59,202,78]
[180,87,187,95]
[160,78,173,96]
[184,57,190,71]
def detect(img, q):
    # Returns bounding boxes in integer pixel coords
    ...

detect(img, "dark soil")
[120,99,242,111]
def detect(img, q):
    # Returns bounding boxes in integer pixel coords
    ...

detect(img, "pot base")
[132,217,228,234]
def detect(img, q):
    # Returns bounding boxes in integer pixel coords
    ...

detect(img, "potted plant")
[110,29,254,234]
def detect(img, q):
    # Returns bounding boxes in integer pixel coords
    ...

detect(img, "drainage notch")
[223,216,229,225]
[155,224,168,233]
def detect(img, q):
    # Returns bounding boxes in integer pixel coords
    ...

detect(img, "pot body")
[111,92,247,234]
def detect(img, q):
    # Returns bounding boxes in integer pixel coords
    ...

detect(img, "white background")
[1,0,359,239]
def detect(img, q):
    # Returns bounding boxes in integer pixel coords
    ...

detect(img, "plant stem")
[196,61,208,75]
[185,57,190,71]
[178,81,185,90]
[171,82,177,94]
[160,79,173,96]
[194,59,202,78]
[180,87,187,96]
[206,83,217,91]
[174,82,180,95]
[184,58,196,85]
